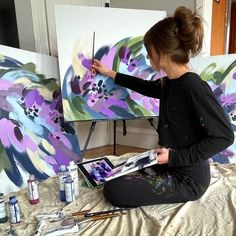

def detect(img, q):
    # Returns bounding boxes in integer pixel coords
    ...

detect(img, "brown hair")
[144,6,204,64]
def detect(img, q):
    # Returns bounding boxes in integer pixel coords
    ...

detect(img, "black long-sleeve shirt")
[115,72,234,169]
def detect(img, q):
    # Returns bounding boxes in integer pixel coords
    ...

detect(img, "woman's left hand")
[156,147,169,164]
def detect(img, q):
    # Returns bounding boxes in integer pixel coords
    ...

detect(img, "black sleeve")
[115,72,162,99]
[169,82,234,167]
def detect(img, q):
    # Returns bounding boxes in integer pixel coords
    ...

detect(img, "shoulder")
[181,72,212,95]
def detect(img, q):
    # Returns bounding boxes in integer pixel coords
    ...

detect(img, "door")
[229,1,236,53]
[210,0,227,55]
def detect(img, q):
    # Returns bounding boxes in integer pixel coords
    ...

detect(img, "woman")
[92,6,234,207]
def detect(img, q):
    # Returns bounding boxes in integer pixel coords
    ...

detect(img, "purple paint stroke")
[78,72,93,95]
[127,59,138,72]
[78,53,92,70]
[220,93,236,106]
[48,133,80,173]
[49,131,72,149]
[24,90,44,107]
[130,92,159,112]
[44,155,58,165]
[22,90,63,133]
[44,155,59,174]
[87,92,127,109]
[87,93,127,116]
[0,79,12,90]
[106,98,127,108]
[0,118,37,152]
[50,90,62,110]
[101,46,117,69]
[71,75,81,94]
[220,149,234,157]
[119,46,132,65]
[233,72,236,80]
[0,81,24,113]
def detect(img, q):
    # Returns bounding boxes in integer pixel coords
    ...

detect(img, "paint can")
[67,161,79,197]
[64,175,75,204]
[27,174,39,204]
[8,196,21,224]
[58,165,69,202]
[0,193,7,223]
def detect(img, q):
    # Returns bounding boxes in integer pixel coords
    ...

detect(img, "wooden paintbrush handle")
[72,210,90,216]
[91,212,126,221]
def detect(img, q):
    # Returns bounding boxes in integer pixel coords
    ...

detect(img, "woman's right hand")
[92,59,117,79]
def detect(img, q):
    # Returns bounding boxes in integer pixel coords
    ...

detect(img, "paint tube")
[35,219,47,236]
[27,174,39,204]
[8,196,21,224]
[67,161,79,197]
[64,175,75,204]
[44,222,79,236]
[58,165,69,202]
[0,193,7,223]
[35,211,65,221]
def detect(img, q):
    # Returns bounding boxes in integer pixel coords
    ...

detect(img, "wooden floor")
[83,144,148,159]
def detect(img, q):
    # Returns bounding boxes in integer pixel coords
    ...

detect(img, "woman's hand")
[92,59,117,79]
[156,147,169,164]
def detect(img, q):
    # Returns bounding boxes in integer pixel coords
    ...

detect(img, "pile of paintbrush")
[35,208,129,236]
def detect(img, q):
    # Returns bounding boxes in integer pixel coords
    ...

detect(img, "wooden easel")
[81,118,158,158]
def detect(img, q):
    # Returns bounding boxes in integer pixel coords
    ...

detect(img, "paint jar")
[58,165,69,202]
[64,175,75,204]
[0,193,7,223]
[8,196,21,224]
[67,161,79,197]
[27,174,39,204]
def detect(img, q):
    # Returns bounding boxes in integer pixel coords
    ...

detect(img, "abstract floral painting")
[55,5,166,121]
[0,45,81,194]
[190,54,236,164]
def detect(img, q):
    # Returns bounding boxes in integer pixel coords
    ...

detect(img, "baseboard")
[76,122,159,151]
[115,126,159,149]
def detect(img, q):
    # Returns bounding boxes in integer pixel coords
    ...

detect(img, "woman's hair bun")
[174,6,192,25]
[174,6,204,55]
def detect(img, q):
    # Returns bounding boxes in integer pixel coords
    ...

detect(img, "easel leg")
[113,120,116,155]
[148,118,158,134]
[81,121,96,158]
[122,120,127,135]
[113,120,127,155]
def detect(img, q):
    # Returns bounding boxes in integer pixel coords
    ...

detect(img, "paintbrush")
[91,31,95,77]
[75,211,127,225]
[84,208,129,217]
[71,209,91,217]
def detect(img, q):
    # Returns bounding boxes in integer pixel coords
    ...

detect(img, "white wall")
[110,0,195,13]
[76,121,109,150]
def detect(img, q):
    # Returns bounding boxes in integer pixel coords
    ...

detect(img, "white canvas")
[55,5,166,121]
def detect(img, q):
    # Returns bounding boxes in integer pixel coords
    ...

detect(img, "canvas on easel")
[55,5,166,122]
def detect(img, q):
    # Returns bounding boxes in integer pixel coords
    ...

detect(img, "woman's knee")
[103,181,125,207]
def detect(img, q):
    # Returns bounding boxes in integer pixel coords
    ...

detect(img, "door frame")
[196,0,213,56]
